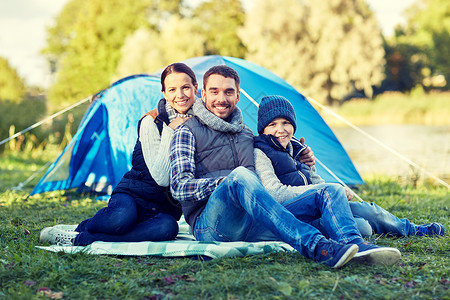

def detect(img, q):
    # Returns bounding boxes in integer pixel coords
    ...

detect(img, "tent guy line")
[4,56,447,194]
[10,87,366,201]
[4,79,449,191]
[306,96,450,189]
[0,95,91,147]
[30,56,365,196]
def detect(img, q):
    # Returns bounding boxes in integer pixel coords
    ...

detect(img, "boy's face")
[263,117,294,149]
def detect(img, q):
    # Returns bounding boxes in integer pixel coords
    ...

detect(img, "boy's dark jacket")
[254,134,313,187]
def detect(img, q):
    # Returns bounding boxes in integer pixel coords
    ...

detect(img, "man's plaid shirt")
[169,125,224,203]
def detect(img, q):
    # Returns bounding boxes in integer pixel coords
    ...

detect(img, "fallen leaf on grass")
[24,280,36,286]
[403,281,418,288]
[143,295,163,300]
[137,259,155,265]
[268,277,292,296]
[184,276,196,282]
[37,287,63,299]
[160,275,195,285]
[276,282,292,296]
[163,277,176,285]
[4,262,15,269]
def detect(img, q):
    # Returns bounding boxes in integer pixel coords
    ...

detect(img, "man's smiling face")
[201,74,240,120]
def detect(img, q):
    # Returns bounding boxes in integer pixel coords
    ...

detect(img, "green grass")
[322,91,450,126]
[1,151,449,299]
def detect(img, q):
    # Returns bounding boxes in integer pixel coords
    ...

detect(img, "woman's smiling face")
[162,72,198,114]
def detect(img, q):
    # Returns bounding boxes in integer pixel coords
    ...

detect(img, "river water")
[330,125,450,181]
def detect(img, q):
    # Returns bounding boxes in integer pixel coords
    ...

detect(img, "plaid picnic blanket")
[36,221,294,259]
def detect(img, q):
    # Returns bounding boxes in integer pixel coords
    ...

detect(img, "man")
[169,65,401,268]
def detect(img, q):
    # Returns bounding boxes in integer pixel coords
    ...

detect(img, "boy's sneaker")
[314,239,359,268]
[39,227,79,246]
[53,224,79,232]
[352,241,401,266]
[415,223,445,236]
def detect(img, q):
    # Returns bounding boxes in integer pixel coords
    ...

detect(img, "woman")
[39,63,198,246]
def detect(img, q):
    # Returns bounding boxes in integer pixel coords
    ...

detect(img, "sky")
[0,0,415,88]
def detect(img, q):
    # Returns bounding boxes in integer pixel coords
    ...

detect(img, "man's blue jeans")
[193,167,362,259]
[74,192,179,246]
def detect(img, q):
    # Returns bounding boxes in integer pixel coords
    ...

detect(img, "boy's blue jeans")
[74,192,179,246]
[312,201,416,237]
[193,167,363,259]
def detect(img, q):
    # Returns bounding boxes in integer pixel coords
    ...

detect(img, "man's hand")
[168,116,191,130]
[299,137,315,166]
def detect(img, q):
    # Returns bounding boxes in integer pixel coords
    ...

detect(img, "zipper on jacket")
[270,136,308,185]
[229,134,239,167]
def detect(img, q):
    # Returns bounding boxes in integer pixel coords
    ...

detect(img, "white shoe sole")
[333,244,359,268]
[53,224,79,232]
[39,226,79,245]
[353,247,401,266]
[39,227,53,243]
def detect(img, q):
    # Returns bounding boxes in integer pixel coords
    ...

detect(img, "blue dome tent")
[30,55,363,196]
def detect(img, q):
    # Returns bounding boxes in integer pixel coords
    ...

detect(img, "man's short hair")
[203,65,240,90]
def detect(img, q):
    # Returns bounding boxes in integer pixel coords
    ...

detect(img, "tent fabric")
[31,55,363,196]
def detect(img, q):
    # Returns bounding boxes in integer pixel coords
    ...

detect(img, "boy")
[254,95,444,240]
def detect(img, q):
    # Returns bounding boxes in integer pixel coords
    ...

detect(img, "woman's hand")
[299,137,315,166]
[344,187,354,201]
[168,116,191,130]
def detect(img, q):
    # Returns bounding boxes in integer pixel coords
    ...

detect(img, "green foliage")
[193,0,247,58]
[382,40,420,92]
[43,0,154,109]
[114,16,206,79]
[0,96,47,153]
[389,0,450,90]
[0,57,26,103]
[241,0,385,105]
[115,0,247,78]
[0,154,448,299]
[324,91,450,126]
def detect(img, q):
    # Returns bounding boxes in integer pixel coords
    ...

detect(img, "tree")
[192,0,246,58]
[240,0,385,105]
[0,57,26,103]
[394,0,450,89]
[114,16,206,79]
[43,0,181,108]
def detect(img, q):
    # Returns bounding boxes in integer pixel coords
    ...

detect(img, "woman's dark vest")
[181,116,255,226]
[112,99,182,220]
[254,134,312,187]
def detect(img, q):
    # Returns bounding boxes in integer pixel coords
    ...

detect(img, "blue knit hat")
[257,95,296,134]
